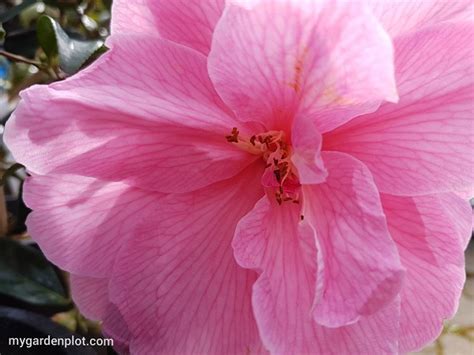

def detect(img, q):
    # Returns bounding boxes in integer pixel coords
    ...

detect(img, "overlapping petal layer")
[382,193,472,352]
[303,152,404,327]
[109,165,266,354]
[70,275,131,352]
[233,196,401,354]
[23,174,161,277]
[5,36,255,193]
[110,0,157,36]
[324,23,474,196]
[149,0,225,55]
[290,116,327,184]
[368,0,473,37]
[208,0,397,133]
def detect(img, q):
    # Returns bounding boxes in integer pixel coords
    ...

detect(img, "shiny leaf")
[0,239,70,307]
[37,15,103,74]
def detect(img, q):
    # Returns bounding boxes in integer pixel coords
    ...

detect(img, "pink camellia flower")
[5,0,474,353]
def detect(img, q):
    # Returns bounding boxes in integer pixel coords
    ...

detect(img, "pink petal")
[381,193,472,352]
[324,23,474,195]
[23,174,162,277]
[109,0,157,36]
[149,0,225,55]
[290,116,327,184]
[303,152,404,327]
[5,36,254,193]
[208,0,397,132]
[368,0,474,37]
[233,198,317,353]
[70,275,108,320]
[70,275,131,351]
[453,186,474,200]
[108,164,266,354]
[233,196,401,354]
[439,194,474,249]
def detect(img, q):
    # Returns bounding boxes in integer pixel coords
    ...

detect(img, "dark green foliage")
[37,15,103,74]
[0,239,70,307]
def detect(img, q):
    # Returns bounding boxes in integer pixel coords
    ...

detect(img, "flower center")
[226,127,301,205]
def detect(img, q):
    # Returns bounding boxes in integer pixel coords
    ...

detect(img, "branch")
[0,50,42,67]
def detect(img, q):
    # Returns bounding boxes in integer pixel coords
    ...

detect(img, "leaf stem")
[0,50,42,68]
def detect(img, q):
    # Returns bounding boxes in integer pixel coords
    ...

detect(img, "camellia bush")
[1,0,473,354]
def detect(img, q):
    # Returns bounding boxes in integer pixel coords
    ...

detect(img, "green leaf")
[37,15,103,74]
[0,239,70,307]
[0,0,37,23]
[36,15,59,59]
[79,44,108,69]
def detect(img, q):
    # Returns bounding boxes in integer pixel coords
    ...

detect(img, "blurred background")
[1,1,112,354]
[0,1,473,354]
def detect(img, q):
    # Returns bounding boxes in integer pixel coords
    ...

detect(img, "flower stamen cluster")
[226,128,300,205]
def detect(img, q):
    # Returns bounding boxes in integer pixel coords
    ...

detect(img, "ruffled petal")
[149,0,224,55]
[290,116,327,184]
[368,0,473,37]
[381,193,472,352]
[233,196,401,354]
[303,152,404,327]
[70,275,131,352]
[109,0,157,36]
[324,23,474,196]
[5,36,254,193]
[108,164,266,354]
[23,174,163,277]
[208,0,397,132]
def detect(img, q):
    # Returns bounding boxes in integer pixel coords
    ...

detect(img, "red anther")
[274,170,281,183]
[225,127,240,143]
